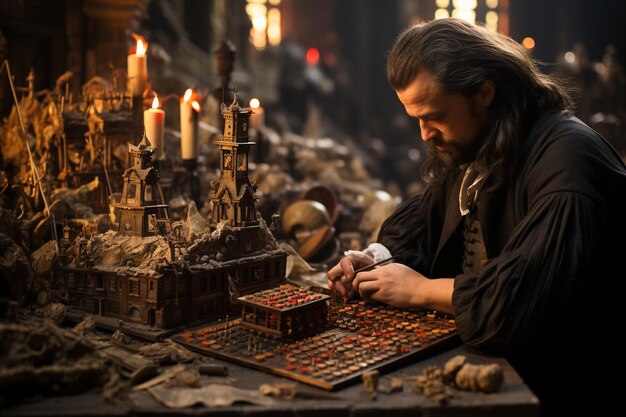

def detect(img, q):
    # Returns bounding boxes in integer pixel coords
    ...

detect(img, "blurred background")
[1,0,625,199]
[0,0,625,327]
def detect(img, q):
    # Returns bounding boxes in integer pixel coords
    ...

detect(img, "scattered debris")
[101,371,131,404]
[98,344,159,385]
[132,364,186,392]
[411,356,505,405]
[148,383,276,408]
[73,315,96,336]
[362,369,379,400]
[138,339,196,365]
[443,354,467,384]
[443,355,504,393]
[174,369,201,388]
[42,302,66,324]
[379,377,404,394]
[197,363,229,376]
[0,318,108,404]
[412,365,453,404]
[259,381,341,400]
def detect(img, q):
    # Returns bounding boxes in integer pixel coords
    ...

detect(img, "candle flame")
[249,98,260,109]
[152,94,159,109]
[132,33,148,56]
[191,101,201,112]
[183,88,193,102]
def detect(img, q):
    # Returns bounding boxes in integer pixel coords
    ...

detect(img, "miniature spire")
[138,129,152,149]
[229,86,239,111]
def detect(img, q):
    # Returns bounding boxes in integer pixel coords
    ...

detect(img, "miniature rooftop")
[238,283,329,311]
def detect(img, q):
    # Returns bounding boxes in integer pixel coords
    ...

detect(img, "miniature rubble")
[0,318,109,403]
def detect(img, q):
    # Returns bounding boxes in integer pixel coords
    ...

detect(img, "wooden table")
[1,345,539,417]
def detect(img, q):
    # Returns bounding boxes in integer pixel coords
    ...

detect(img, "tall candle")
[144,95,165,160]
[249,97,265,130]
[180,88,200,160]
[128,36,148,97]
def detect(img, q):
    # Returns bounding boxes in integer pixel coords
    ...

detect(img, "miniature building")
[55,105,289,331]
[238,284,329,338]
[61,106,133,213]
[112,132,169,237]
[209,93,259,255]
[55,264,189,328]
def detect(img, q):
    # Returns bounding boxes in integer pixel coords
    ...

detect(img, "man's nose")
[419,120,437,142]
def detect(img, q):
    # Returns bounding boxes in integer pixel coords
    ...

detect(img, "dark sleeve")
[377,186,441,274]
[453,191,603,353]
[452,122,616,354]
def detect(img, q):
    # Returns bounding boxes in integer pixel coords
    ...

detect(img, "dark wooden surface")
[1,345,540,417]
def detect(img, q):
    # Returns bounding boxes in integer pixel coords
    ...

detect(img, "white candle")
[128,37,148,97]
[249,97,265,130]
[180,88,200,160]
[144,95,165,160]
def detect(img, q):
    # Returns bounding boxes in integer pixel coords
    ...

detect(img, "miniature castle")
[55,97,287,330]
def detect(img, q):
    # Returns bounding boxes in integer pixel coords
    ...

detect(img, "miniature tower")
[60,221,71,259]
[209,93,260,254]
[113,132,169,237]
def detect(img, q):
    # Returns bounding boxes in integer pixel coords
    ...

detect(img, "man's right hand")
[327,254,373,299]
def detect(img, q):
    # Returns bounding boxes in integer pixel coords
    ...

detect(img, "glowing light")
[485,10,498,31]
[132,34,148,56]
[183,88,192,102]
[252,14,268,31]
[191,101,201,112]
[246,3,267,16]
[486,0,498,8]
[435,8,450,19]
[250,28,267,50]
[268,8,281,46]
[452,8,476,23]
[151,95,159,109]
[306,48,320,66]
[269,0,281,4]
[247,1,268,51]
[453,0,477,9]
[522,37,535,49]
[436,0,450,8]
[250,98,261,109]
[564,51,576,64]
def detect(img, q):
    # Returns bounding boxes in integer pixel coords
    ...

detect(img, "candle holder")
[183,158,202,209]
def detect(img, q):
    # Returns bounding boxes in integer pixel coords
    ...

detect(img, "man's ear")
[476,79,496,108]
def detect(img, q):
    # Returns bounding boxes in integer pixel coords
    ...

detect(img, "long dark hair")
[387,18,574,188]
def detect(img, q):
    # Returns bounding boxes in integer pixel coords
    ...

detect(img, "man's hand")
[327,254,373,298]
[353,264,455,314]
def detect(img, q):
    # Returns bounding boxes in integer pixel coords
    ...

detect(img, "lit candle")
[249,97,265,130]
[180,88,200,160]
[144,94,165,160]
[128,34,148,97]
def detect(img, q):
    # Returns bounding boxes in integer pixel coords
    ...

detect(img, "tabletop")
[1,343,540,417]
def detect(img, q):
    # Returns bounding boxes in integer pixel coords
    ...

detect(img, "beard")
[427,136,481,168]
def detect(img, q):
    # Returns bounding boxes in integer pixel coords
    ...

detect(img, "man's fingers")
[327,262,345,282]
[358,280,379,301]
[339,257,356,281]
[352,271,377,294]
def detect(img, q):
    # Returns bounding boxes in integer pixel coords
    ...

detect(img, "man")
[328,18,626,415]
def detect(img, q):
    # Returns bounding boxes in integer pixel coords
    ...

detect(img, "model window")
[129,278,140,296]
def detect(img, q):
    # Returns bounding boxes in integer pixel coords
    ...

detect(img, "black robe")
[378,109,626,415]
